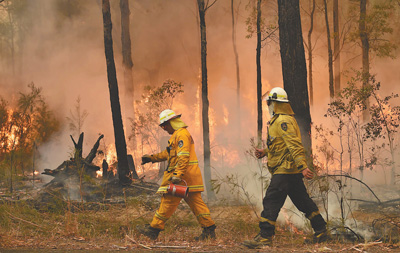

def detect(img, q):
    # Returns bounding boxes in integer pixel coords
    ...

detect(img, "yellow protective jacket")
[149,127,204,194]
[266,103,308,175]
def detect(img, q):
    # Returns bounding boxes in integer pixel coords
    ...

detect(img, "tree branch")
[323,174,381,204]
[205,0,218,11]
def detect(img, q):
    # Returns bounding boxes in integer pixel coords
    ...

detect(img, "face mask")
[268,102,275,119]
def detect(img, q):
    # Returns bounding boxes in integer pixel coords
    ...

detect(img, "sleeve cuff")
[297,163,307,172]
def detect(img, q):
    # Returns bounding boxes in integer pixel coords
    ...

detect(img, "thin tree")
[102,0,133,185]
[66,96,88,138]
[333,0,340,96]
[197,0,217,200]
[359,0,370,122]
[120,0,135,146]
[256,0,262,146]
[231,0,241,137]
[277,0,312,157]
[364,79,400,185]
[305,0,316,107]
[323,0,334,100]
[0,0,16,76]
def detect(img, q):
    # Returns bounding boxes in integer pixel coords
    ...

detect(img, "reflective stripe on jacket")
[266,114,308,175]
[150,127,204,193]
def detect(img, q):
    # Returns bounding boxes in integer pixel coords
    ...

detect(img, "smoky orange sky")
[1,0,399,187]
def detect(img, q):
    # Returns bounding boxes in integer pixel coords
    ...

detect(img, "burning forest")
[1,0,400,251]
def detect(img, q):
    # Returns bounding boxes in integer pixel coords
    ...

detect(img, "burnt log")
[102,159,115,180]
[37,133,148,204]
[70,132,84,158]
[42,133,103,181]
[85,134,104,163]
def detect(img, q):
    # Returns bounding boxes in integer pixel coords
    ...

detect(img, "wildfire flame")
[281,209,302,235]
[1,109,19,150]
[223,105,229,125]
[96,170,103,178]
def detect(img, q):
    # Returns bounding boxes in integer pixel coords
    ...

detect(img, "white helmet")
[265,87,289,102]
[159,109,181,126]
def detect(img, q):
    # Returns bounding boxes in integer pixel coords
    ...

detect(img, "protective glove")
[141,155,152,165]
[170,176,181,184]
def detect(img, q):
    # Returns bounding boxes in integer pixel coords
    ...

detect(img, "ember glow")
[96,170,102,178]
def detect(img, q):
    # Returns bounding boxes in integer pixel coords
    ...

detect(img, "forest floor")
[0,180,399,252]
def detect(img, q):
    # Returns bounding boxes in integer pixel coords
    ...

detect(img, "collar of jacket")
[170,127,185,141]
[273,102,295,115]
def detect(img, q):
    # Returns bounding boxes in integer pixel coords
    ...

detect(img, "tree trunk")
[70,132,84,159]
[256,0,262,146]
[333,0,340,96]
[360,0,370,122]
[120,0,135,147]
[7,3,15,76]
[277,0,312,157]
[102,0,132,185]
[323,0,334,100]
[85,134,104,164]
[197,0,215,200]
[231,0,241,138]
[307,0,316,107]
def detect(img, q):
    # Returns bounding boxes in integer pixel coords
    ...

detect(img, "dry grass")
[0,194,399,252]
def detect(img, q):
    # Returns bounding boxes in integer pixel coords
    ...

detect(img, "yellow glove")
[170,176,181,184]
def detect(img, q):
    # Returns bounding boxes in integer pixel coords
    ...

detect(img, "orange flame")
[281,209,302,235]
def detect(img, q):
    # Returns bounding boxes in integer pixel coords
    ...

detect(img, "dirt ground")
[1,232,399,252]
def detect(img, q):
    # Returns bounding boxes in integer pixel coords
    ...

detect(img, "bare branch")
[323,174,381,204]
[5,210,44,229]
[205,0,218,11]
[261,26,279,42]
[126,235,151,249]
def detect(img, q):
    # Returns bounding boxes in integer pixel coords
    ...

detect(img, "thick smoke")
[1,1,399,232]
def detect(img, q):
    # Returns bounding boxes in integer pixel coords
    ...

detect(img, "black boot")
[136,224,161,240]
[305,229,331,244]
[242,233,273,249]
[195,224,216,241]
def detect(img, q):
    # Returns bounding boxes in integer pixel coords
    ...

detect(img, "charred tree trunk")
[85,134,104,163]
[307,0,316,107]
[323,0,334,100]
[197,0,215,200]
[277,0,312,157]
[360,0,370,122]
[333,0,340,96]
[70,132,84,159]
[102,0,133,185]
[256,0,263,146]
[120,0,135,146]
[43,133,104,180]
[231,0,241,139]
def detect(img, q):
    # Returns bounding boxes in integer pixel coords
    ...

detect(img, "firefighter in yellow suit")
[243,87,328,249]
[138,109,216,240]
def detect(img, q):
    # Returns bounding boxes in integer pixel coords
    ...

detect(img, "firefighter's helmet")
[159,109,181,126]
[266,87,289,102]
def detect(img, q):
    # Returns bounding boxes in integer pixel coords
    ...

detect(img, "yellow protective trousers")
[150,192,215,230]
